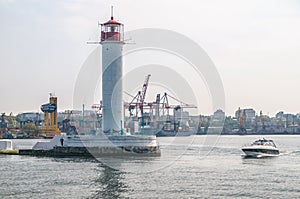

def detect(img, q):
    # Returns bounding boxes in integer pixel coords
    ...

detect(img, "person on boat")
[60,137,64,146]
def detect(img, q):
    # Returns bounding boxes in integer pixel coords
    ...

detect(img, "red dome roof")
[104,17,121,25]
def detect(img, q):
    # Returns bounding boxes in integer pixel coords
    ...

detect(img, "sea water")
[0,135,300,198]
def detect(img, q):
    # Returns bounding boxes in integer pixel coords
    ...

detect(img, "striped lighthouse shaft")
[102,42,124,133]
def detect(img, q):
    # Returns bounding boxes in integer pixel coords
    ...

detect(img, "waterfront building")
[213,109,225,120]
[234,108,256,121]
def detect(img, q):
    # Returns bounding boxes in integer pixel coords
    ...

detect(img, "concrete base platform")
[19,145,160,157]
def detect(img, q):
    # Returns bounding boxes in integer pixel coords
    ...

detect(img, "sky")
[0,0,299,116]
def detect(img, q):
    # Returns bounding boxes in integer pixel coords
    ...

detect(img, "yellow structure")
[40,94,61,137]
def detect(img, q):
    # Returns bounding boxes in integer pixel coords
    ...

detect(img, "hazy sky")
[0,0,299,116]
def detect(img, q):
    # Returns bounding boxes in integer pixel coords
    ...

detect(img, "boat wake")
[278,151,289,156]
[289,150,300,156]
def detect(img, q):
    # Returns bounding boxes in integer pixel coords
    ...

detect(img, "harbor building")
[235,108,256,121]
[213,109,225,120]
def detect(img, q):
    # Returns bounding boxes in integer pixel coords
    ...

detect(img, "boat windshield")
[252,138,276,147]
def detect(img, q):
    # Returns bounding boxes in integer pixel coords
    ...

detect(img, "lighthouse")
[25,8,160,156]
[100,8,124,133]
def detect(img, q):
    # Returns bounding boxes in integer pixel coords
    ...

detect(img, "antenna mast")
[111,6,114,19]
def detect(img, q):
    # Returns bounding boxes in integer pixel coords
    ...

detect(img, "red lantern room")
[100,7,124,42]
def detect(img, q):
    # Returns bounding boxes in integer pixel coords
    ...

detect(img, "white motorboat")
[242,138,279,158]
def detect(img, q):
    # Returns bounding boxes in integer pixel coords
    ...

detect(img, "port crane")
[126,91,197,119]
[91,74,151,120]
[124,74,197,133]
[158,92,197,117]
[126,74,151,119]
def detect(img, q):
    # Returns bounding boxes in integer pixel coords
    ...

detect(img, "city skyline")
[0,0,299,116]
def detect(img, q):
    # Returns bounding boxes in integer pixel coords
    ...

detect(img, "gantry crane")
[123,75,197,133]
[159,92,197,117]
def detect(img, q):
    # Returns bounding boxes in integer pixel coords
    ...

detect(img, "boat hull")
[155,130,194,137]
[242,148,279,158]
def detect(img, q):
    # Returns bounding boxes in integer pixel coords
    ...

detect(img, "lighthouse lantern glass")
[101,23,124,42]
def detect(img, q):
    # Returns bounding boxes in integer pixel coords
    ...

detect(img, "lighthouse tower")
[100,8,124,133]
